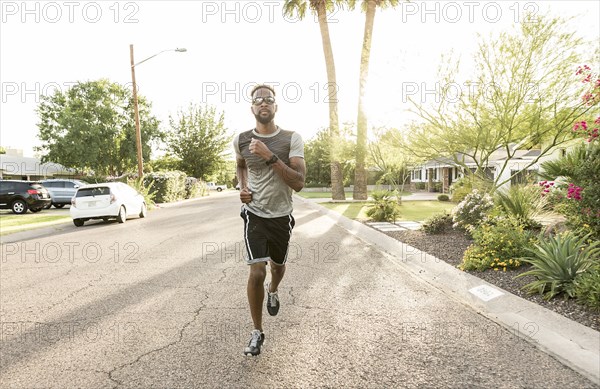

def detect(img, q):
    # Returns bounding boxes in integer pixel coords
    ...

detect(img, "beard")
[254,110,275,124]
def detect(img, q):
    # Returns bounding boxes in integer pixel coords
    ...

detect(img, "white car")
[206,182,227,192]
[70,182,147,227]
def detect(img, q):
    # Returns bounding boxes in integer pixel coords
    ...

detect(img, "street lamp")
[130,45,187,178]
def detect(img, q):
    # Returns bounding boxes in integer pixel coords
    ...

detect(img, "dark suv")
[0,180,52,214]
[40,179,88,208]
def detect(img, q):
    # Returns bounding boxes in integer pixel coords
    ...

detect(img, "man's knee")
[270,263,286,275]
[249,263,267,283]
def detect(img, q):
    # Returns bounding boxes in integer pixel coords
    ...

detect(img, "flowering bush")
[566,183,583,200]
[460,216,535,271]
[576,64,600,107]
[540,65,600,240]
[451,189,494,232]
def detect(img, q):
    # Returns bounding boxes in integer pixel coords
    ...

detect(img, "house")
[410,145,544,193]
[0,149,75,180]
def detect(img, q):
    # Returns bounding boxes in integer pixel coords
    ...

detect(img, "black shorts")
[240,208,295,266]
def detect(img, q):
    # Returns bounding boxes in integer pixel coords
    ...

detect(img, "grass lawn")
[319,200,456,221]
[0,212,71,235]
[297,190,411,199]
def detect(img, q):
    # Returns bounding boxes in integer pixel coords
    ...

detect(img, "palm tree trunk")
[316,2,346,200]
[353,0,376,200]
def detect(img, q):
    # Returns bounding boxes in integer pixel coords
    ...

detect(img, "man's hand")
[240,188,253,204]
[249,138,272,160]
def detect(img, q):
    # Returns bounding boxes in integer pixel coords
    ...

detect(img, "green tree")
[167,104,231,180]
[405,15,595,191]
[149,154,181,172]
[36,79,160,176]
[283,0,353,200]
[353,0,400,200]
[369,127,417,191]
[304,124,356,187]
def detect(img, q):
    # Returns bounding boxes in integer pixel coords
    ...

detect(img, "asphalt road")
[0,192,597,388]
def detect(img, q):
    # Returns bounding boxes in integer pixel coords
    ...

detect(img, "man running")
[233,84,305,356]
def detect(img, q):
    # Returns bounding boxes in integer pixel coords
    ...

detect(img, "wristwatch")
[265,154,279,166]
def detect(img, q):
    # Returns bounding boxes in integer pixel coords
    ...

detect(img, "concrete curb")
[296,196,600,385]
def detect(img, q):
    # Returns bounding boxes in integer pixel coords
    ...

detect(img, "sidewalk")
[295,195,600,385]
[301,191,440,203]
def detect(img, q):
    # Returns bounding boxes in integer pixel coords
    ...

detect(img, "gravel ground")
[380,227,599,332]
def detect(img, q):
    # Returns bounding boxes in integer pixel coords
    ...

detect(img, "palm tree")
[283,0,354,200]
[353,0,400,200]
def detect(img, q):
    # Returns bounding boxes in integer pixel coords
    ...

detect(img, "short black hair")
[250,84,276,98]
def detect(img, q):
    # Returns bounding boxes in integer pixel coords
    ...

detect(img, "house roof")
[0,155,74,177]
[418,147,542,169]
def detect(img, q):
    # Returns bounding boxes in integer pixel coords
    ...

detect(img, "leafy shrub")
[415,182,426,190]
[143,171,187,203]
[573,267,600,312]
[437,194,450,201]
[127,177,156,210]
[184,177,208,199]
[460,216,533,271]
[421,212,453,234]
[449,175,492,202]
[452,189,494,232]
[516,232,600,300]
[494,184,546,230]
[82,174,110,184]
[366,190,401,222]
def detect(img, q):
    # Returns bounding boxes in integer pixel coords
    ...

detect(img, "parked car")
[40,179,88,208]
[70,182,147,227]
[207,182,227,192]
[0,180,52,214]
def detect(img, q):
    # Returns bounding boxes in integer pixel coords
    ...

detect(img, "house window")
[511,169,538,185]
[560,148,567,158]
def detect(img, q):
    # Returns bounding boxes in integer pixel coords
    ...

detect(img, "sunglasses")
[252,96,276,105]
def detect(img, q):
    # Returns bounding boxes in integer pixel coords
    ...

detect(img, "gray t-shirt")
[233,127,304,218]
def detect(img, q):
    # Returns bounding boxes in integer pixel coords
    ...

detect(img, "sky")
[1,0,599,158]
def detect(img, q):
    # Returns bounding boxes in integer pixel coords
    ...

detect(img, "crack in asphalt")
[39,274,105,315]
[106,291,209,389]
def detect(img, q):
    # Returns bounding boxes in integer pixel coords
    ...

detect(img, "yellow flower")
[494,268,499,271]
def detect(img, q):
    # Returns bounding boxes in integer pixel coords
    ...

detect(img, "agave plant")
[516,232,600,299]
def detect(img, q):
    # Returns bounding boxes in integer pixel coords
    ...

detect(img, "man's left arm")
[272,156,305,192]
[248,137,305,192]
